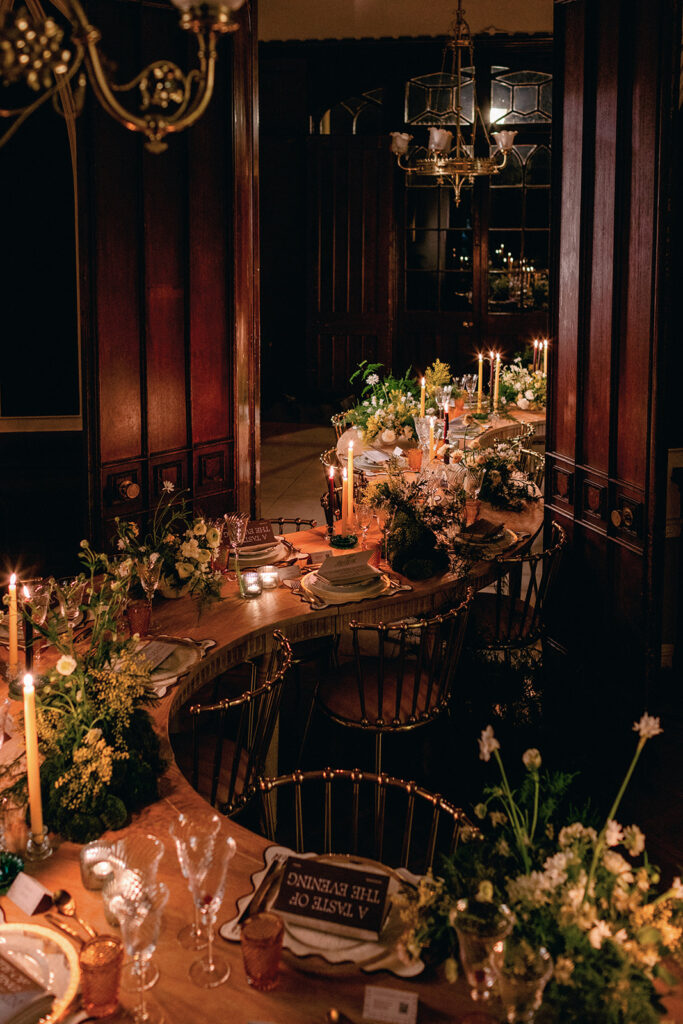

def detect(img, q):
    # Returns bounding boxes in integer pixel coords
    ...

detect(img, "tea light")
[80,840,114,890]
[258,566,279,590]
[242,571,262,598]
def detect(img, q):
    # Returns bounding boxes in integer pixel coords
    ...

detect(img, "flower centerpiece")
[397,716,683,1023]
[3,543,165,844]
[499,356,547,411]
[346,361,419,444]
[461,440,539,511]
[364,462,463,579]
[114,482,222,606]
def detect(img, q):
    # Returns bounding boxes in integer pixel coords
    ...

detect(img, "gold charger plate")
[454,526,518,558]
[0,922,80,1024]
[300,571,392,605]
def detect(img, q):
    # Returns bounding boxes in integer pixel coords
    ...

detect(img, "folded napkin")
[461,518,504,541]
[360,449,390,464]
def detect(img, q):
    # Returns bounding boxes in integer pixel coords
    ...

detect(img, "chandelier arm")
[0,43,82,148]
[108,61,200,122]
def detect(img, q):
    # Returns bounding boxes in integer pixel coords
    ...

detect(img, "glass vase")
[453,901,513,1003]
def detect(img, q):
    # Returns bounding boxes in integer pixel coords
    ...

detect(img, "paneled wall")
[545,0,681,711]
[0,0,259,572]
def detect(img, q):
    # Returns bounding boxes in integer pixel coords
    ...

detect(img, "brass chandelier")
[390,0,516,204]
[0,0,246,152]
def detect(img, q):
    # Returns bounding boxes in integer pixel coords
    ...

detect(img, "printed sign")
[242,520,276,547]
[273,857,390,941]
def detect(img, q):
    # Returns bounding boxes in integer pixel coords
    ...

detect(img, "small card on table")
[6,872,52,915]
[272,856,389,941]
[363,986,418,1024]
[317,550,379,587]
[137,640,177,672]
[243,520,276,547]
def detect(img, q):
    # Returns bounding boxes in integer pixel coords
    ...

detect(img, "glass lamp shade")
[390,132,413,156]
[492,130,518,152]
[428,128,453,153]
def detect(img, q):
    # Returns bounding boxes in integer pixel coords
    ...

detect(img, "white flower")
[623,824,646,857]
[363,400,370,407]
[633,713,662,739]
[180,538,200,560]
[605,820,624,847]
[522,748,541,771]
[117,558,133,579]
[670,877,683,900]
[490,811,507,828]
[478,725,500,762]
[193,520,207,537]
[56,655,77,676]
[558,822,597,848]
[197,549,212,564]
[517,397,530,410]
[162,480,175,493]
[117,538,125,551]
[524,389,535,401]
[554,957,575,985]
[206,527,221,548]
[476,880,494,903]
[84,727,102,745]
[366,373,379,386]
[588,920,611,949]
[175,562,194,580]
[603,850,633,882]
[507,871,548,907]
[496,837,511,857]
[542,852,568,889]
[381,429,396,444]
[371,396,377,406]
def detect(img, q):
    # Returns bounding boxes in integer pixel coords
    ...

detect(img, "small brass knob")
[117,479,140,501]
[622,507,634,529]
[462,320,474,328]
[610,509,622,528]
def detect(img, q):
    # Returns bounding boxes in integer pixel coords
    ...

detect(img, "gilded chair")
[257,768,472,875]
[171,631,292,817]
[299,595,472,776]
[465,522,566,666]
[269,517,317,534]
[476,421,535,449]
[331,412,351,440]
[517,448,545,491]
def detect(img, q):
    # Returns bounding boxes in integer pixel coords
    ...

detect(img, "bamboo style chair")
[299,595,472,776]
[171,631,292,817]
[268,517,317,534]
[257,768,473,875]
[465,522,566,665]
[331,412,352,440]
[476,421,535,449]
[517,448,545,491]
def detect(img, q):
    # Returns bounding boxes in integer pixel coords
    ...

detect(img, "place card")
[137,640,177,672]
[273,857,389,941]
[6,872,52,915]
[317,550,379,586]
[243,520,276,547]
[362,986,418,1024]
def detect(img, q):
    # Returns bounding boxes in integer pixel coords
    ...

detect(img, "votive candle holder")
[80,839,114,891]
[242,571,262,598]
[258,566,279,590]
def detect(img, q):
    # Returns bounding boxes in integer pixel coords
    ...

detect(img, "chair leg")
[374,733,383,777]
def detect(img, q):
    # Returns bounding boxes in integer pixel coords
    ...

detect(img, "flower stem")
[530,772,539,844]
[493,749,531,872]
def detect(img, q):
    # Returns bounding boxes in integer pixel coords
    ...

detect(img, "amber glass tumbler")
[79,935,124,1018]
[240,912,284,991]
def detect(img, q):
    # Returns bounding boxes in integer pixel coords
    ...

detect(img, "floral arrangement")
[4,545,165,843]
[499,356,547,410]
[114,482,222,606]
[397,716,683,1023]
[345,360,463,444]
[460,440,539,511]
[364,463,463,579]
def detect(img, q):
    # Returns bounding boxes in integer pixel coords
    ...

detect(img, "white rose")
[56,654,77,676]
[180,539,200,560]
[517,397,530,410]
[524,389,535,401]
[175,562,194,580]
[381,429,396,444]
[193,520,207,536]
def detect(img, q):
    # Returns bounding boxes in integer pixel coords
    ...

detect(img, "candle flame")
[9,573,16,587]
[421,377,425,387]
[478,353,483,361]
[23,673,33,693]
[349,441,353,451]
[329,466,335,479]
[22,586,30,599]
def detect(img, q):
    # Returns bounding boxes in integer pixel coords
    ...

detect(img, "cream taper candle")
[341,467,349,535]
[348,441,354,524]
[477,354,483,413]
[8,574,17,680]
[23,673,44,845]
[543,339,548,376]
[420,377,426,417]
[493,353,501,412]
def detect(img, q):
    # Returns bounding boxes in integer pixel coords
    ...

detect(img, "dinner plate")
[455,527,518,557]
[239,541,280,555]
[313,570,381,592]
[302,572,390,604]
[222,848,423,979]
[0,923,80,1024]
[229,542,288,567]
[123,638,201,689]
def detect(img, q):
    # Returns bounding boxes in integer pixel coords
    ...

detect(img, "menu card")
[0,951,54,1024]
[242,520,276,548]
[273,857,390,941]
[138,640,177,672]
[316,550,380,587]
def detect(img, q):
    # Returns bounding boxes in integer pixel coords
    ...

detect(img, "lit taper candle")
[347,441,354,525]
[23,673,45,846]
[543,338,548,376]
[420,377,426,417]
[477,354,483,413]
[22,586,33,673]
[8,574,18,680]
[341,467,349,536]
[493,353,501,412]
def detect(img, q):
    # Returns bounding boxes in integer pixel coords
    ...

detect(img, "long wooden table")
[4,518,681,1022]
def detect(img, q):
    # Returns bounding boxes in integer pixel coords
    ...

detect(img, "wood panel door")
[545,0,679,714]
[306,136,396,399]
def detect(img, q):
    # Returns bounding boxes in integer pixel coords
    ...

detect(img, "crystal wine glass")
[355,501,374,550]
[108,879,169,1024]
[189,834,237,988]
[54,576,86,635]
[24,580,52,664]
[463,467,485,528]
[169,812,221,951]
[453,900,513,1005]
[461,374,477,408]
[224,513,249,598]
[135,554,162,628]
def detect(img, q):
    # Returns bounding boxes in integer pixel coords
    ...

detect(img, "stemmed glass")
[188,834,237,988]
[224,513,249,598]
[356,501,374,550]
[23,580,52,664]
[103,834,165,989]
[107,879,169,1024]
[461,374,477,408]
[412,416,431,465]
[463,467,485,527]
[135,554,162,632]
[434,384,453,420]
[54,576,86,635]
[169,813,221,951]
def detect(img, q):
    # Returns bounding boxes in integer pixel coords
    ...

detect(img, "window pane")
[525,189,549,229]
[406,187,440,229]
[489,231,522,265]
[444,230,472,270]
[406,272,438,310]
[441,272,473,310]
[491,80,511,124]
[446,190,473,229]
[514,85,538,115]
[406,230,439,270]
[523,231,549,268]
[488,272,517,309]
[530,272,550,310]
[539,82,553,117]
[491,150,523,187]
[526,146,551,185]
[491,188,523,229]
